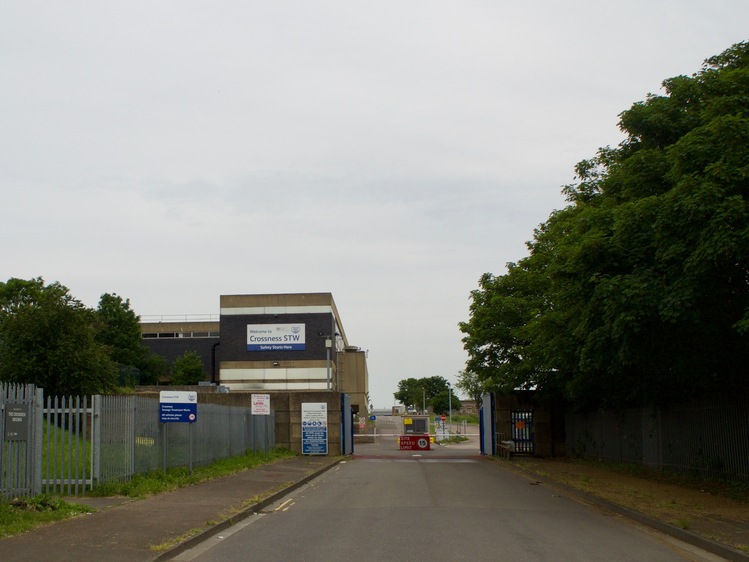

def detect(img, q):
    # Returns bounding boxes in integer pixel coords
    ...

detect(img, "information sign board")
[399,435,430,451]
[251,394,271,415]
[247,324,306,352]
[159,391,198,423]
[301,402,328,455]
[4,404,29,441]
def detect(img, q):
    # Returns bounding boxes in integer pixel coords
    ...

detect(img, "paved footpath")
[0,456,340,562]
[2,440,748,562]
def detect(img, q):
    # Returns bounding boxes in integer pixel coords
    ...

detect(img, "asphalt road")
[170,429,720,562]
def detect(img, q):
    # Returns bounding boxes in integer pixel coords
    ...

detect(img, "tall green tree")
[96,293,145,368]
[431,391,461,415]
[455,370,484,407]
[95,292,170,386]
[393,376,449,411]
[171,351,206,386]
[0,277,118,396]
[461,41,749,410]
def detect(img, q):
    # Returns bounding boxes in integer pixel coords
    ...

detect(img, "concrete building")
[140,293,369,417]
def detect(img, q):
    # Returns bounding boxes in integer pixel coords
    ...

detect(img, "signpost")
[251,394,271,415]
[159,391,198,423]
[435,416,447,441]
[4,404,29,441]
[159,391,198,473]
[301,402,328,455]
[399,435,430,451]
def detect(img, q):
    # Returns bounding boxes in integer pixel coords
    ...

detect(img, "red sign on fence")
[399,435,430,451]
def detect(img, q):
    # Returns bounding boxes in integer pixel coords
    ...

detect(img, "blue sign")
[160,391,198,423]
[301,403,328,455]
[369,415,376,421]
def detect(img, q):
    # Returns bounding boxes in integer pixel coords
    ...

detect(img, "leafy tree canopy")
[393,376,449,411]
[171,351,206,386]
[455,370,484,406]
[431,390,461,416]
[0,277,118,396]
[96,293,147,369]
[460,41,749,410]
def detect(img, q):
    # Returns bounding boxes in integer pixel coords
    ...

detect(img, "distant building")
[141,292,369,417]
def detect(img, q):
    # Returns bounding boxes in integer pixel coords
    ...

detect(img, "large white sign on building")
[246,324,306,351]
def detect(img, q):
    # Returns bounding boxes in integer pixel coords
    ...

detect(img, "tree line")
[393,376,462,414]
[459,42,749,411]
[0,277,205,396]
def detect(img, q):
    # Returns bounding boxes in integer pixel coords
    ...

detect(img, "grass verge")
[89,448,296,499]
[508,457,749,552]
[0,448,297,539]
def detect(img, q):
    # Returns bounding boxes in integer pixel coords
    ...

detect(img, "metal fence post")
[130,397,136,478]
[92,395,101,487]
[32,386,44,496]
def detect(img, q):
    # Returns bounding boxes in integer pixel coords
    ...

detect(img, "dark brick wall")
[142,337,220,380]
[142,312,338,382]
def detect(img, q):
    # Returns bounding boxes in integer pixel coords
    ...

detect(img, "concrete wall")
[495,392,565,457]
[336,348,369,417]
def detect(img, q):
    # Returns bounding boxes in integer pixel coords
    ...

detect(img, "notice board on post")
[159,391,198,423]
[301,402,328,455]
[252,394,271,415]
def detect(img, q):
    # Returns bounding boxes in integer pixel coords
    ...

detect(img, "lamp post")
[446,382,453,437]
[325,337,332,390]
[422,388,426,415]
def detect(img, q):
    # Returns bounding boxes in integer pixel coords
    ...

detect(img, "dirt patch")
[502,457,749,554]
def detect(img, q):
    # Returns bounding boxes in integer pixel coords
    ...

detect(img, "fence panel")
[659,400,749,481]
[97,396,276,484]
[566,399,749,483]
[41,395,94,496]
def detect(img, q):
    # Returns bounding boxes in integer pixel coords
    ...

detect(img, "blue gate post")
[480,393,496,456]
[341,394,353,455]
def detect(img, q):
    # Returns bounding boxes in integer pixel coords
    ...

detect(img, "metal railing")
[140,314,220,323]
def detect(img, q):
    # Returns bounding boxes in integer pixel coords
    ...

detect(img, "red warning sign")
[399,435,430,451]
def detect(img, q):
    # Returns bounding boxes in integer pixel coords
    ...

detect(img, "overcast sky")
[2,1,747,407]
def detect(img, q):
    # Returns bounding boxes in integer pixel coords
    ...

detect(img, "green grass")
[451,414,480,424]
[0,448,297,539]
[2,421,94,487]
[0,495,92,539]
[89,447,297,498]
[574,458,749,503]
[42,420,93,482]
[438,435,470,444]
